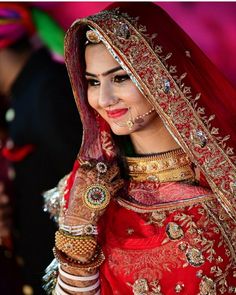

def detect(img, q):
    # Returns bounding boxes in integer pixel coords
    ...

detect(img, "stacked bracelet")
[55,230,97,257]
[58,265,99,281]
[59,224,98,236]
[58,276,100,292]
[55,282,100,295]
[53,246,105,271]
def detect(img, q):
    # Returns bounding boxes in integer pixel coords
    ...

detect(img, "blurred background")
[32,1,236,87]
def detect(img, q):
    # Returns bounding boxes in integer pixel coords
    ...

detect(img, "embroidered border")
[202,200,236,264]
[117,194,215,213]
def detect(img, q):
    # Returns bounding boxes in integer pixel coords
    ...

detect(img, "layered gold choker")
[125,148,195,183]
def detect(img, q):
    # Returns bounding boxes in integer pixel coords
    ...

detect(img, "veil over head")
[64,2,236,221]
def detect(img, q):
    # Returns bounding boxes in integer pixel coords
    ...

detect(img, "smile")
[106,108,129,119]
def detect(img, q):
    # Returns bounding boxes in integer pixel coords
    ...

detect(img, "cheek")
[128,85,146,104]
[87,91,106,119]
[87,90,97,110]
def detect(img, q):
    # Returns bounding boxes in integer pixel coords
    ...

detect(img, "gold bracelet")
[53,246,105,271]
[55,230,97,257]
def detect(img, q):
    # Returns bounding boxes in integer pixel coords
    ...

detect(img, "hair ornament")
[86,29,101,44]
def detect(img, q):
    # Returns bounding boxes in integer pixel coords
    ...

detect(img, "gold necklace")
[125,148,195,183]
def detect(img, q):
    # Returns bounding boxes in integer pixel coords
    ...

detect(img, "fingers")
[106,163,120,182]
[78,161,120,184]
[110,179,124,196]
[61,161,123,227]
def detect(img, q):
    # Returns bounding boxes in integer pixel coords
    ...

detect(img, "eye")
[86,79,100,87]
[113,74,130,83]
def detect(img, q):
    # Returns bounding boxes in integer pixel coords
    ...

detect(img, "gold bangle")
[55,230,97,257]
[53,246,105,271]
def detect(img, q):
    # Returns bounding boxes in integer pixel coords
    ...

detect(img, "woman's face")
[85,43,158,135]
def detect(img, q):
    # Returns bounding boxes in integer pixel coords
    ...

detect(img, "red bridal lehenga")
[45,2,236,294]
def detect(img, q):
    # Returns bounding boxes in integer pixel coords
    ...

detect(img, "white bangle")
[59,264,99,281]
[60,224,98,235]
[55,282,100,295]
[58,276,100,292]
[55,282,69,295]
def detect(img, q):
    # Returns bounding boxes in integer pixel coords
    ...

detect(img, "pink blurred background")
[31,2,236,87]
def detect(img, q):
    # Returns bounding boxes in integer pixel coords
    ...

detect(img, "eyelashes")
[113,74,130,83]
[86,74,130,87]
[86,79,100,87]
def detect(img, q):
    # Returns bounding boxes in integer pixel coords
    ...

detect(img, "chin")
[110,125,131,136]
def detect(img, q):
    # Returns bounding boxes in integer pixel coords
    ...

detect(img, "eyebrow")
[85,66,123,77]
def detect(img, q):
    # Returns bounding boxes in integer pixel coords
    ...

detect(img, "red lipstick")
[106,108,128,119]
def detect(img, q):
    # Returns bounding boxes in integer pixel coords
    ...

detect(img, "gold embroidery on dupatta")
[202,200,236,263]
[166,222,184,241]
[117,193,214,213]
[100,130,116,157]
[73,9,236,220]
[128,279,163,295]
[108,242,186,281]
[198,276,216,295]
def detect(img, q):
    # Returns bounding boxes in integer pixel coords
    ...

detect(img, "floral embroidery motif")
[175,282,185,293]
[129,279,163,295]
[198,276,216,295]
[108,242,185,281]
[186,247,205,267]
[132,279,148,294]
[166,222,184,240]
[150,211,166,227]
[100,130,116,157]
[228,286,236,293]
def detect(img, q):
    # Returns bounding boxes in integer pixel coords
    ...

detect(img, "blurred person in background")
[0,95,22,294]
[0,3,82,294]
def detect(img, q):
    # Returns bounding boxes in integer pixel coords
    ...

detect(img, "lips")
[106,108,128,119]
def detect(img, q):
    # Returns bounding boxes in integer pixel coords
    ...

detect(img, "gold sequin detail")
[166,222,184,240]
[198,276,216,295]
[126,148,195,183]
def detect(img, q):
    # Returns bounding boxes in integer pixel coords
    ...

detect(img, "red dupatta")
[63,2,236,223]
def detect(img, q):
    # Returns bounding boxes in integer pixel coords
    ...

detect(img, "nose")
[98,82,117,108]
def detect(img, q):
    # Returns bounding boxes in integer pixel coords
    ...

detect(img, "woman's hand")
[59,160,124,227]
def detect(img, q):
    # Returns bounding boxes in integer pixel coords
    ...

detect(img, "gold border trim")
[117,194,215,213]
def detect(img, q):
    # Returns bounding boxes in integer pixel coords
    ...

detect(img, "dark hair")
[0,96,9,132]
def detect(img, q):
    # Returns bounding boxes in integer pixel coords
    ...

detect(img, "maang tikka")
[85,29,101,44]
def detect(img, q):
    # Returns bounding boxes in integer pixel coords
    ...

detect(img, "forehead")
[85,43,120,74]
